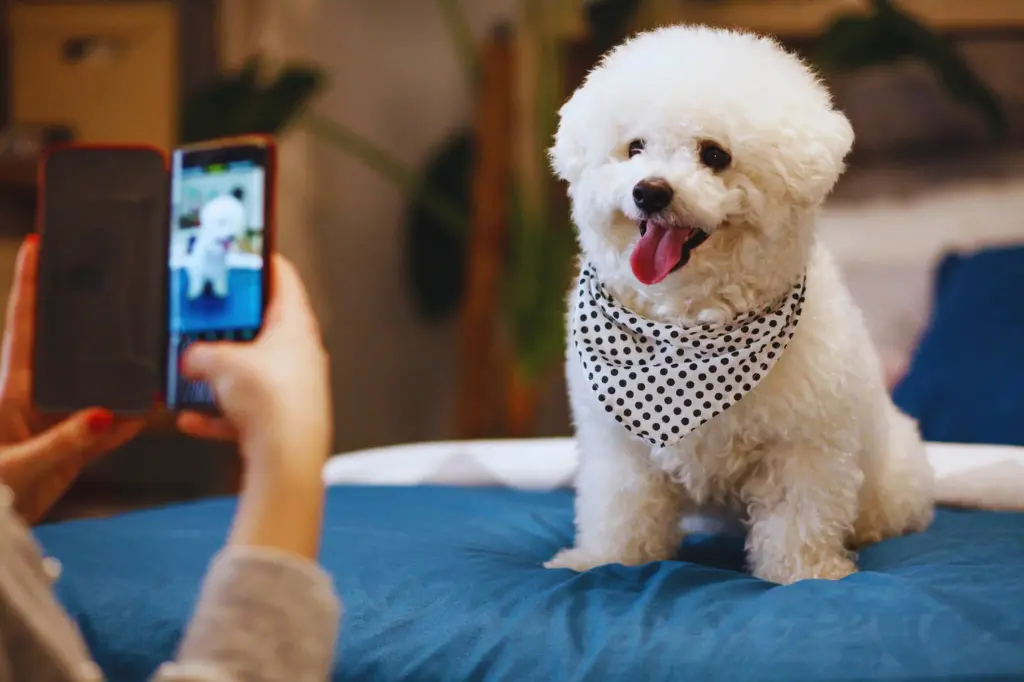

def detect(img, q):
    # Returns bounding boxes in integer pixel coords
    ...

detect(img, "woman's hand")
[0,236,145,522]
[177,255,332,559]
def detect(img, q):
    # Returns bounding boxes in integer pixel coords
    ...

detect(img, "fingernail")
[24,233,38,246]
[86,409,114,433]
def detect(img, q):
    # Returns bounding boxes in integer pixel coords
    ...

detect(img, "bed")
[32,439,1024,682]
[32,215,1024,681]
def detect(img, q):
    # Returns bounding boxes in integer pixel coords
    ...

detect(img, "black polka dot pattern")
[572,263,806,448]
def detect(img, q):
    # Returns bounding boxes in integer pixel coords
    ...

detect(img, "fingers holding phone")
[32,137,333,559]
[177,254,332,560]
[166,139,331,476]
[177,255,332,473]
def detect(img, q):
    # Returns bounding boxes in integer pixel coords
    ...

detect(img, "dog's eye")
[628,140,645,158]
[699,141,732,171]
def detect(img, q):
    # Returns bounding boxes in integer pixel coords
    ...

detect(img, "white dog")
[545,25,935,584]
[186,193,246,300]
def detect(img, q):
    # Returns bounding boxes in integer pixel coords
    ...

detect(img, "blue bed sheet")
[35,486,1024,682]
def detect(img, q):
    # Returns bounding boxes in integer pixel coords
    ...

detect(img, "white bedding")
[324,438,1024,511]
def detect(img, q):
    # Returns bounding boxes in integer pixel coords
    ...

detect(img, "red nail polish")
[86,410,114,433]
[24,233,38,246]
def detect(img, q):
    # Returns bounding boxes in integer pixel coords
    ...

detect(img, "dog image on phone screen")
[186,192,245,300]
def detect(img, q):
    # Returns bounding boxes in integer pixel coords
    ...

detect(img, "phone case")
[33,136,275,415]
[34,145,170,414]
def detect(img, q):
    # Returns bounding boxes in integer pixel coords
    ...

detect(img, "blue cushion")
[35,486,1024,681]
[893,245,1024,445]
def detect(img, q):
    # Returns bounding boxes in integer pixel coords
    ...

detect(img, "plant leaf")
[585,0,641,52]
[815,14,915,70]
[504,184,577,381]
[815,0,1006,137]
[302,113,467,238]
[243,67,325,134]
[501,5,578,380]
[180,57,326,142]
[404,131,475,320]
[876,0,1006,137]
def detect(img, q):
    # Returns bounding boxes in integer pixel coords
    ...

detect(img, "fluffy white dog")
[186,193,246,300]
[545,25,935,584]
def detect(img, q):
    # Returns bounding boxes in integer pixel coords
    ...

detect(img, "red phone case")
[33,137,276,415]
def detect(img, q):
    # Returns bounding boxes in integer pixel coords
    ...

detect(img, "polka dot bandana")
[572,263,806,447]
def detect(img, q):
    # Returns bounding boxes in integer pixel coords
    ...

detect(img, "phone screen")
[166,142,271,411]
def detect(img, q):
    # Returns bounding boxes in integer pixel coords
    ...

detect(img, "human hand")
[176,255,332,558]
[0,236,145,522]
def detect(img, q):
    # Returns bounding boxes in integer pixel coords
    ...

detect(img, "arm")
[156,439,340,682]
[152,547,340,682]
[0,483,341,682]
[161,255,340,682]
[0,490,110,682]
[0,237,341,682]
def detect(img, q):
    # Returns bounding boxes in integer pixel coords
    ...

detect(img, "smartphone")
[33,144,169,414]
[165,136,275,413]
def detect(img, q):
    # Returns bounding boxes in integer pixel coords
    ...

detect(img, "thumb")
[181,342,248,383]
[263,255,319,333]
[2,410,109,478]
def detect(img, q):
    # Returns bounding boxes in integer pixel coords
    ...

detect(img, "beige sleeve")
[0,483,341,682]
[151,547,341,682]
[0,489,105,682]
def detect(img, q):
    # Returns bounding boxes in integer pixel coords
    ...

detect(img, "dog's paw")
[754,554,857,585]
[809,556,858,582]
[850,519,886,549]
[851,503,934,549]
[543,547,610,572]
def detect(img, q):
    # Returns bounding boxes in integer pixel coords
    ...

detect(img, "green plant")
[180,56,325,142]
[585,0,643,51]
[814,0,1006,136]
[297,1,478,323]
[301,0,578,385]
[506,0,578,381]
[402,130,474,320]
[585,0,1006,137]
[299,0,1007,400]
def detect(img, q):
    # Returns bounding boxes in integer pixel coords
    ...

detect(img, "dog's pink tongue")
[630,223,690,285]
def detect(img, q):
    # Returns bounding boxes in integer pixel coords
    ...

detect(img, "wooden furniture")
[10,1,179,151]
[457,27,513,440]
[586,0,1024,40]
[0,0,217,223]
[0,156,33,190]
[0,155,37,223]
[456,8,577,440]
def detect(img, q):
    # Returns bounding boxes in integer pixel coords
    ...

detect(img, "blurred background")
[0,0,1022,516]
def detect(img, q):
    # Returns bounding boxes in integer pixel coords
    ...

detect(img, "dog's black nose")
[632,178,674,214]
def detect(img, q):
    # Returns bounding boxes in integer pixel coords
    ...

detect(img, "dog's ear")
[820,108,855,170]
[549,95,589,185]
[788,107,855,206]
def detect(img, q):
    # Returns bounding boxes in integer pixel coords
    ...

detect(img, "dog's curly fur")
[546,25,935,584]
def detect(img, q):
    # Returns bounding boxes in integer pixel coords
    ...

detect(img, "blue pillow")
[34,486,1024,681]
[893,245,1024,445]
